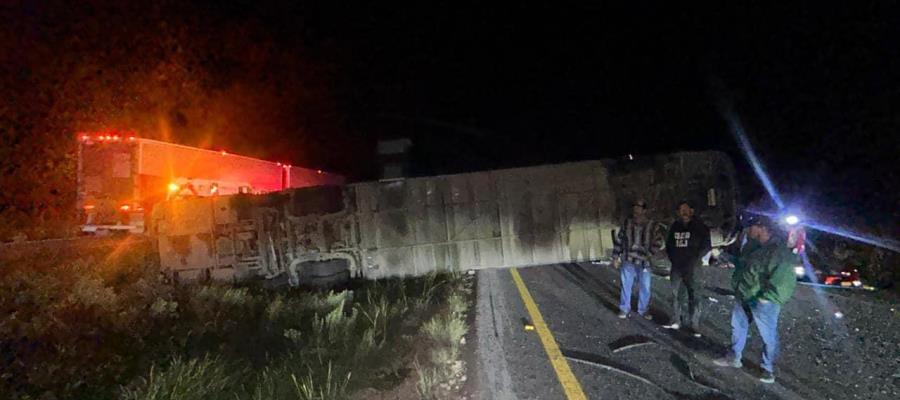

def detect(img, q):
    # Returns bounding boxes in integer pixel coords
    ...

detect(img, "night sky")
[291,2,898,220]
[4,2,899,227]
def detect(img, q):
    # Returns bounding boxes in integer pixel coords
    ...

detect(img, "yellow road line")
[510,268,588,400]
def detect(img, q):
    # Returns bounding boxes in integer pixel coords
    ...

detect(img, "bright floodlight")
[784,215,800,225]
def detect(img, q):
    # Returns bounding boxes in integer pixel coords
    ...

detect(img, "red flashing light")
[316,169,323,174]
[81,131,140,142]
[220,150,227,156]
[119,205,130,211]
[83,205,95,210]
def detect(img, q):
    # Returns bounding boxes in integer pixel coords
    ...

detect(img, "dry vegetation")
[415,293,470,400]
[0,240,471,400]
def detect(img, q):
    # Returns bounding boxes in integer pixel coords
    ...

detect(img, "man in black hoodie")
[664,200,711,337]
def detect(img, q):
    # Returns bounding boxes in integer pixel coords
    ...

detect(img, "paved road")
[473,263,900,400]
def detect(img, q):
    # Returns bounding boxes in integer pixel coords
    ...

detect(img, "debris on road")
[563,352,662,391]
[611,342,657,353]
[609,335,657,353]
[561,348,727,398]
[522,317,535,331]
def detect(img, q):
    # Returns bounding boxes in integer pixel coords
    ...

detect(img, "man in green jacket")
[714,215,797,384]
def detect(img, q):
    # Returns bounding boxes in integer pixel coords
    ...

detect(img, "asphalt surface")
[473,263,900,400]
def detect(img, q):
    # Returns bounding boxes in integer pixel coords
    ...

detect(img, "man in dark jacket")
[664,200,711,337]
[713,215,797,384]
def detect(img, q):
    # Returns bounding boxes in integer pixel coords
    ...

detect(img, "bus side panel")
[355,160,619,278]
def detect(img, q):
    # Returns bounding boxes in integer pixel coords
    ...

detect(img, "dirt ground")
[351,273,479,400]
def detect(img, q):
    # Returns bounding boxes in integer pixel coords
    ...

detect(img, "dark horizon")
[2,1,898,226]
[319,3,898,222]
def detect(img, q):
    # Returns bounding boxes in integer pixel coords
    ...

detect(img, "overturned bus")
[153,151,739,285]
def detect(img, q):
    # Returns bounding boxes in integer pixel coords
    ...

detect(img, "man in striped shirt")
[612,199,659,320]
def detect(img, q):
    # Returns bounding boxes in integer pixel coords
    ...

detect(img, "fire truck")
[76,131,344,234]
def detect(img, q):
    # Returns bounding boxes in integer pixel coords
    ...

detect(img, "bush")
[120,356,233,400]
[413,359,439,400]
[291,361,352,400]
[421,314,468,346]
[0,244,173,399]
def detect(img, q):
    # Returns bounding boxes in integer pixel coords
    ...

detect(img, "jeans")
[671,266,701,329]
[730,300,781,372]
[619,261,652,315]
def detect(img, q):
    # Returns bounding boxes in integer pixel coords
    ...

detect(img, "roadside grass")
[414,272,472,399]
[119,356,233,400]
[0,242,471,400]
[413,359,440,400]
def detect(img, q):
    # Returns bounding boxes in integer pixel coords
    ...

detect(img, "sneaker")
[713,357,743,368]
[641,313,653,321]
[760,371,775,384]
[617,312,628,319]
[663,322,681,330]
